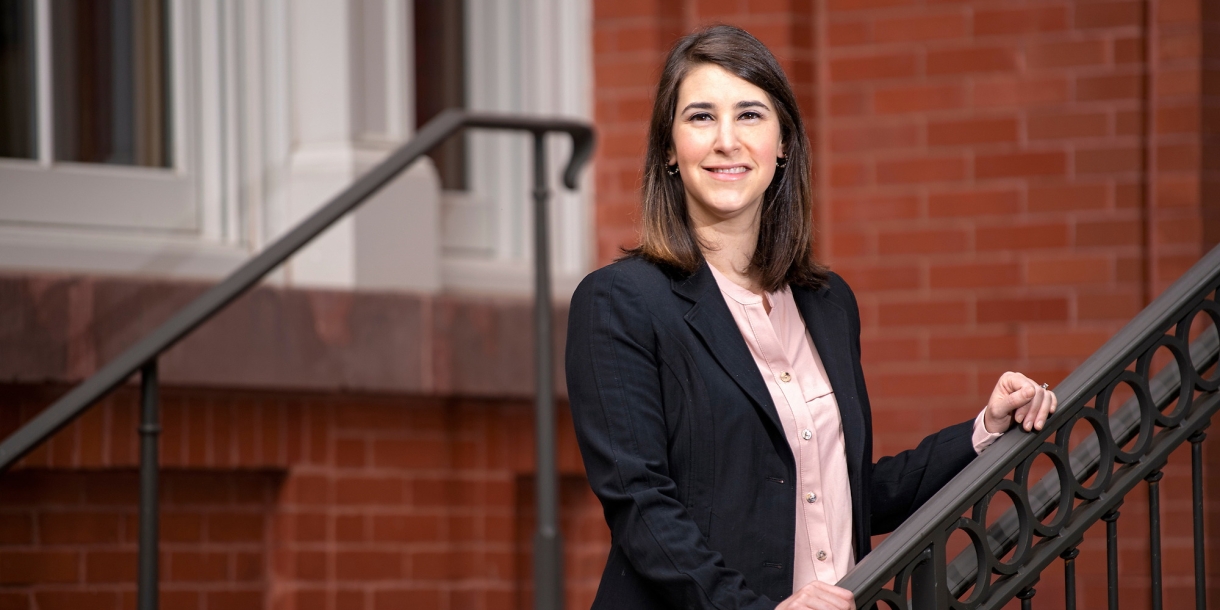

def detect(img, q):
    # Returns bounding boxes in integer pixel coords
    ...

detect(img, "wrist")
[983,408,1006,434]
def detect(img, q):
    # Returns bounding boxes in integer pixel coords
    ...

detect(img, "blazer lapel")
[672,264,785,436]
[791,283,866,470]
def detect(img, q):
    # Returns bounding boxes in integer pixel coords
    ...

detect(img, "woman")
[565,25,1056,610]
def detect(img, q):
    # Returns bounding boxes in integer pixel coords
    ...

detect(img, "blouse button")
[779,371,792,382]
[801,429,812,440]
[816,550,827,561]
[805,492,817,503]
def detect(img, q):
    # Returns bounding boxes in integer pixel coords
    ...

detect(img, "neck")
[694,210,762,294]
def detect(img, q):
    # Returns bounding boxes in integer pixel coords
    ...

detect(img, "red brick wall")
[0,385,607,610]
[591,0,1220,607]
[593,0,1219,452]
[1,469,275,610]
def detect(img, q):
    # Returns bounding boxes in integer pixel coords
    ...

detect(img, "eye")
[688,112,714,122]
[739,110,764,121]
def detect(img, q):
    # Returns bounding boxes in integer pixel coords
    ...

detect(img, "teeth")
[709,167,747,174]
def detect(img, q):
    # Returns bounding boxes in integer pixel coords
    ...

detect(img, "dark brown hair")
[626,24,827,292]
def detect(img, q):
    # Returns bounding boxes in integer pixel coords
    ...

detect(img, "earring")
[776,158,787,169]
[666,164,680,176]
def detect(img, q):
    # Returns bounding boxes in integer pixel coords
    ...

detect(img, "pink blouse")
[708,265,1001,590]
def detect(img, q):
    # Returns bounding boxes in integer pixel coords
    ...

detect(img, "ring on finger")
[1041,382,1049,390]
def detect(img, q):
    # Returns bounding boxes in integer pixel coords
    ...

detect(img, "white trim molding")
[0,0,199,232]
[0,0,246,276]
[446,0,593,297]
[0,0,591,298]
[276,0,439,292]
[0,0,439,292]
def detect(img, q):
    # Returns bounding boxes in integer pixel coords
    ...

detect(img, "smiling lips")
[705,165,751,181]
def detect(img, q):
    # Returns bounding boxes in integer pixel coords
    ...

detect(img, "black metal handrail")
[0,109,596,610]
[839,243,1220,609]
[943,329,1218,598]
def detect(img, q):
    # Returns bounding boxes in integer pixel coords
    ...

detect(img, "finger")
[1026,386,1047,430]
[817,583,854,601]
[801,583,854,610]
[830,592,854,610]
[998,371,1020,394]
[1039,387,1058,427]
[804,581,852,599]
[1032,391,1050,430]
[800,582,846,604]
[805,589,852,610]
[994,384,1033,423]
[1034,385,1054,429]
[790,589,821,610]
[1034,387,1054,427]
[1013,403,1030,424]
[1004,371,1033,393]
[1034,385,1049,429]
[1005,384,1035,410]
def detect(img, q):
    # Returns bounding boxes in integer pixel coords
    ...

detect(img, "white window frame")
[0,0,593,293]
[441,0,593,296]
[0,0,199,232]
[0,0,281,279]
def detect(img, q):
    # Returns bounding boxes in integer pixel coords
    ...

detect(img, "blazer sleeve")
[566,266,777,610]
[868,419,976,534]
[833,273,979,535]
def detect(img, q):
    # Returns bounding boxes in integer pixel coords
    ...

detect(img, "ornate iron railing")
[0,110,595,610]
[840,243,1220,610]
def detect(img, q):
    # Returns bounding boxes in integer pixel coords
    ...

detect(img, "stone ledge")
[0,274,568,399]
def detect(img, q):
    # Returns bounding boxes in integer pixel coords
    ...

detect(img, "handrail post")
[1148,469,1165,610]
[1190,428,1207,610]
[1062,544,1081,610]
[909,542,946,610]
[532,131,564,610]
[138,360,161,610]
[1103,503,1122,610]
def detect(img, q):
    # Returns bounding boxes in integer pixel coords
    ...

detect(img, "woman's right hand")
[776,581,855,610]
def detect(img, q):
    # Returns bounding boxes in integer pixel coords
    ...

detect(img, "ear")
[667,147,676,166]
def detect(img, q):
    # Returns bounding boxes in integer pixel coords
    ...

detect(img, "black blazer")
[565,256,978,610]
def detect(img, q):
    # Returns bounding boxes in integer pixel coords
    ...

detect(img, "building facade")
[2,0,1219,609]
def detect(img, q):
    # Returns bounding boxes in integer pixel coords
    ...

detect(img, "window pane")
[414,0,465,190]
[52,0,171,167]
[0,0,36,160]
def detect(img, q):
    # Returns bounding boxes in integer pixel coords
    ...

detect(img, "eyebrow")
[680,100,771,114]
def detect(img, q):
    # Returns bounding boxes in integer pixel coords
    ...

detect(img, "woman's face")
[669,63,784,228]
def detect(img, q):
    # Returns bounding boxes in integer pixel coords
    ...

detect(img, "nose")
[712,119,740,155]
